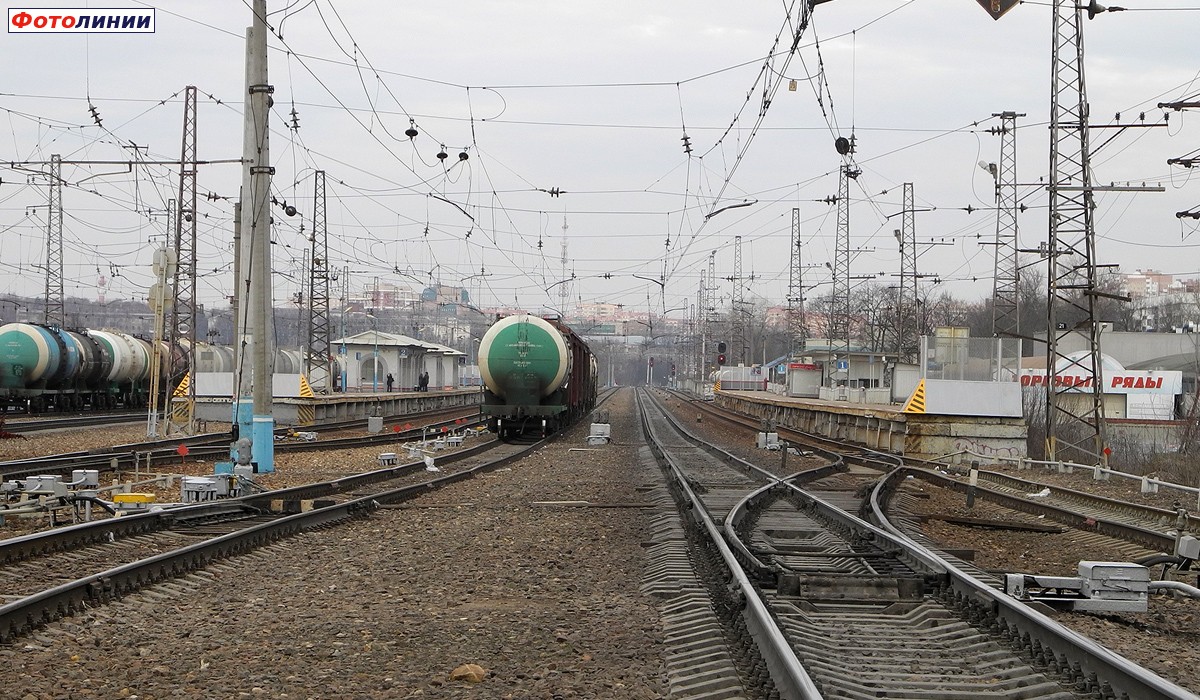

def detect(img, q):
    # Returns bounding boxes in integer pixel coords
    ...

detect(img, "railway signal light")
[717,353,727,366]
[717,341,727,353]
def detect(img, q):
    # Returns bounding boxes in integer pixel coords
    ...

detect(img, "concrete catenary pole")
[232,0,275,472]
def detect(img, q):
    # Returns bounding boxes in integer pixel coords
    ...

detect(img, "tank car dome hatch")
[478,315,569,402]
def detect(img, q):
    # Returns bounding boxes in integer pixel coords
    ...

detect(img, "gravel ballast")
[4,390,668,699]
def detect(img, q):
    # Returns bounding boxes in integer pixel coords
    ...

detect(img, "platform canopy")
[334,330,463,357]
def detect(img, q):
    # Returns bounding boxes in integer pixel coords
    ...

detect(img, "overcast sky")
[0,0,1197,323]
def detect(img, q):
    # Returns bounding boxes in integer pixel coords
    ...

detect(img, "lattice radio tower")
[990,111,1023,338]
[44,154,64,328]
[304,170,333,392]
[165,86,199,434]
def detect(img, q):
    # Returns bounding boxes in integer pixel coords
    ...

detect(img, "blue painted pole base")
[221,398,275,473]
[252,413,275,473]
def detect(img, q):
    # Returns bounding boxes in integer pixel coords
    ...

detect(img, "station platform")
[194,388,482,427]
[715,390,1027,462]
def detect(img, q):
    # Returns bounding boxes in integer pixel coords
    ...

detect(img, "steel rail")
[0,436,498,567]
[972,468,1199,534]
[3,412,144,433]
[646,391,849,582]
[0,390,617,642]
[674,389,1179,552]
[0,409,484,481]
[636,389,822,700]
[662,389,1199,699]
[903,467,1175,553]
[870,468,1199,700]
[0,430,530,643]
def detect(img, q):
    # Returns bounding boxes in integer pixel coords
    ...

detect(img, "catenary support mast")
[991,111,1024,338]
[787,207,807,355]
[731,235,746,365]
[44,154,64,328]
[1045,0,1106,463]
[166,86,199,434]
[232,0,275,472]
[831,164,859,374]
[897,183,918,363]
[304,170,332,393]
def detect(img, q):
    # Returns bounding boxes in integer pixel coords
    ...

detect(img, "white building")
[332,330,464,392]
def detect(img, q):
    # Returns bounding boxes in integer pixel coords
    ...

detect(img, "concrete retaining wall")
[197,389,482,426]
[715,391,1027,461]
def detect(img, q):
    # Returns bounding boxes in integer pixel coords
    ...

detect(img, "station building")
[333,330,465,392]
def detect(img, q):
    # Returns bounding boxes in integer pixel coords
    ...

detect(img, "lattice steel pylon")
[696,274,706,380]
[991,111,1024,338]
[560,216,570,316]
[730,235,746,364]
[1045,0,1106,464]
[897,183,919,363]
[830,164,859,367]
[304,170,333,393]
[705,251,717,373]
[44,154,64,328]
[166,86,199,435]
[787,207,807,355]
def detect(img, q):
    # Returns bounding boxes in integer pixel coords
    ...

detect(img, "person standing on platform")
[386,373,394,392]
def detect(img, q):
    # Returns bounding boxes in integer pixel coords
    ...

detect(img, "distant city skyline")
[0,1,1196,318]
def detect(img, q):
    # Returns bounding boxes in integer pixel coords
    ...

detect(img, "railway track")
[0,388,618,644]
[0,434,530,642]
[673,388,1196,557]
[1,411,144,433]
[0,405,483,482]
[639,388,1194,699]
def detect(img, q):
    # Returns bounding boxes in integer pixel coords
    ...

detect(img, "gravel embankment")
[4,389,669,699]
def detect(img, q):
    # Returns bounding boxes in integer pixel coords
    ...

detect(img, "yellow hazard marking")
[903,378,926,414]
[169,397,193,424]
[714,380,721,392]
[298,374,316,425]
[172,372,190,397]
[113,493,156,504]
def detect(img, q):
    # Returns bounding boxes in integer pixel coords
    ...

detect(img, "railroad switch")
[1005,561,1150,613]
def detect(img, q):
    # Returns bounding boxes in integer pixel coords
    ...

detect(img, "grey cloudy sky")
[0,0,1196,321]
